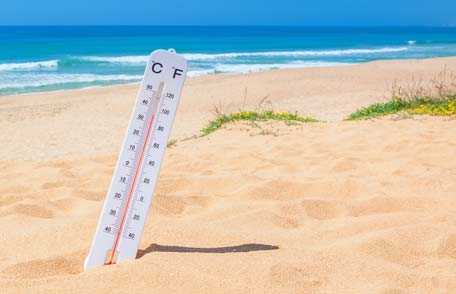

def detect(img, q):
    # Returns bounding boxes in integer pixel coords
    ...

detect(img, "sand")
[1,57,456,293]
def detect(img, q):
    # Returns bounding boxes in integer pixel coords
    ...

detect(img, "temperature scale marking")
[85,49,187,270]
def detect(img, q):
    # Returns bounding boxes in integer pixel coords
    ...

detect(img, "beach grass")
[347,96,456,120]
[348,67,456,120]
[201,110,319,136]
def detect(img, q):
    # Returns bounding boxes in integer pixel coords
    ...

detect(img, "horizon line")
[0,24,455,28]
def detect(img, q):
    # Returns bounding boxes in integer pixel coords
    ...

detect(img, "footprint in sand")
[0,194,23,207]
[0,183,32,194]
[50,197,79,212]
[271,214,300,229]
[153,194,213,216]
[358,238,418,267]
[269,263,325,290]
[246,180,309,201]
[438,234,456,259]
[2,253,83,279]
[153,194,187,215]
[348,196,434,217]
[41,181,66,190]
[332,158,358,173]
[12,204,54,219]
[73,188,105,201]
[300,199,342,220]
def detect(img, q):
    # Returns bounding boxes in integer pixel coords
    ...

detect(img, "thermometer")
[85,49,188,270]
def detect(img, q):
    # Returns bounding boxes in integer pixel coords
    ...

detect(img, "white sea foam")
[0,61,349,91]
[211,61,348,74]
[79,55,149,64]
[186,69,216,77]
[0,60,58,72]
[77,47,409,66]
[186,61,348,76]
[182,47,410,61]
[0,73,142,90]
[408,40,417,45]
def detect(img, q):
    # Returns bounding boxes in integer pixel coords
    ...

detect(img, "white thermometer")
[85,49,187,270]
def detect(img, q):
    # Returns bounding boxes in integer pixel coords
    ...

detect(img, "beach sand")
[1,57,456,293]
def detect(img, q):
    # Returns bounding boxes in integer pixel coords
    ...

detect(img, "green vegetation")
[409,97,456,116]
[347,96,456,120]
[347,99,411,120]
[348,67,456,120]
[201,110,319,136]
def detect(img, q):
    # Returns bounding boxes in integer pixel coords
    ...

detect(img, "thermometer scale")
[85,49,187,270]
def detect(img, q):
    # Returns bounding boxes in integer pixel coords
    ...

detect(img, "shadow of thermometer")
[85,49,187,270]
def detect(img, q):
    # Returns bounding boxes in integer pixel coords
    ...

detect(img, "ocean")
[1,26,456,95]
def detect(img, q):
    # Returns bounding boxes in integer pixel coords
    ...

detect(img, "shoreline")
[2,55,456,98]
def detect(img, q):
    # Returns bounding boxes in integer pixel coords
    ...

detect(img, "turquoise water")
[1,26,456,95]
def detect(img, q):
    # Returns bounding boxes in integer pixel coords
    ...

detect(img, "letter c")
[151,62,163,74]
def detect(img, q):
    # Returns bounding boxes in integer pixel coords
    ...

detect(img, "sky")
[1,0,455,26]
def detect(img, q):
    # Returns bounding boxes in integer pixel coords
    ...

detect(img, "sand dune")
[1,58,456,293]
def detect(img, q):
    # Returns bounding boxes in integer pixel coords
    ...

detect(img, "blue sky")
[1,0,455,26]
